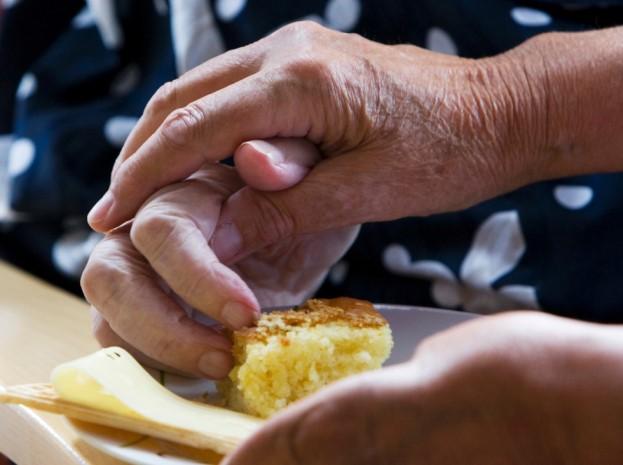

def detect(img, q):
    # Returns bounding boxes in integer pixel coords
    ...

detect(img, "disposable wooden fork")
[0,383,262,455]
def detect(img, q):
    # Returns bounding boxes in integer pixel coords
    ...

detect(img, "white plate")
[72,305,477,465]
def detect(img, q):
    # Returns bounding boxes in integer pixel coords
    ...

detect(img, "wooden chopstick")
[0,383,260,455]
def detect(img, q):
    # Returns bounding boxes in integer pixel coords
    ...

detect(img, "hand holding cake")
[82,140,358,379]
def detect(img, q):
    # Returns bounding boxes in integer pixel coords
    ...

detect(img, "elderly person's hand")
[88,23,623,264]
[81,140,358,378]
[224,312,623,465]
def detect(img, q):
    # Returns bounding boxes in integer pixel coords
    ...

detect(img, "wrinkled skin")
[224,312,623,465]
[84,21,557,377]
[88,21,556,256]
[83,149,358,378]
[80,21,623,463]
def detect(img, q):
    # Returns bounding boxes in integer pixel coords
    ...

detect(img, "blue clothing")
[1,0,622,321]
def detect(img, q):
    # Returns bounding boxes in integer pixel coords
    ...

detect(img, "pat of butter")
[51,347,262,445]
[52,365,140,418]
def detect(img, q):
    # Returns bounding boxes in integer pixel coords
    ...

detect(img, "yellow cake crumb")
[217,298,393,418]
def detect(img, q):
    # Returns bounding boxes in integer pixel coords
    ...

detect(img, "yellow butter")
[52,365,139,418]
[50,347,262,445]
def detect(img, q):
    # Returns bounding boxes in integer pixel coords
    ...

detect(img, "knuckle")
[268,56,334,113]
[144,80,178,119]
[81,250,124,311]
[244,191,296,246]
[282,393,372,465]
[278,20,322,42]
[159,103,205,149]
[145,333,173,361]
[276,408,315,465]
[148,335,183,366]
[282,55,330,83]
[130,210,178,262]
[261,61,327,120]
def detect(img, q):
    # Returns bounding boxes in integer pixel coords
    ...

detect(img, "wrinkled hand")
[224,312,623,465]
[88,20,552,263]
[82,140,358,378]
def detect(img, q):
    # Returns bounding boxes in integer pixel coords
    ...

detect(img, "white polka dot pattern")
[425,27,458,55]
[554,185,593,209]
[383,211,540,313]
[16,73,37,100]
[324,0,361,31]
[215,0,247,22]
[8,138,35,177]
[511,7,551,27]
[52,230,102,278]
[104,116,139,148]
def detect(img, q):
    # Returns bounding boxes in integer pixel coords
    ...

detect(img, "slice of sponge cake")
[217,298,393,418]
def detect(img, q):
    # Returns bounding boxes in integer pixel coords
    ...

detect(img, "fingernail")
[212,222,242,263]
[88,191,114,227]
[222,301,258,329]
[198,351,233,379]
[244,140,283,164]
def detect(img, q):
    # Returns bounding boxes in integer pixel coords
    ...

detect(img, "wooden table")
[0,260,478,465]
[0,261,127,465]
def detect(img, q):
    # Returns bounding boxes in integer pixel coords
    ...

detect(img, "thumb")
[222,365,414,465]
[211,150,395,263]
[234,138,320,192]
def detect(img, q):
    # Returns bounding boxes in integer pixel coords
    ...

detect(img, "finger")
[81,227,233,379]
[89,72,315,232]
[222,372,395,465]
[210,150,408,264]
[234,138,321,192]
[110,45,263,180]
[91,308,193,377]
[130,165,260,329]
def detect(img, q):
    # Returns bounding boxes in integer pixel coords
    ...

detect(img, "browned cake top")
[235,298,387,343]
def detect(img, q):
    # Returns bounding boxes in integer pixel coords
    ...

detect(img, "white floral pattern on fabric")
[383,210,539,313]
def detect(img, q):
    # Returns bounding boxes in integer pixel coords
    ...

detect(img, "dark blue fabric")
[0,0,176,292]
[1,0,622,321]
